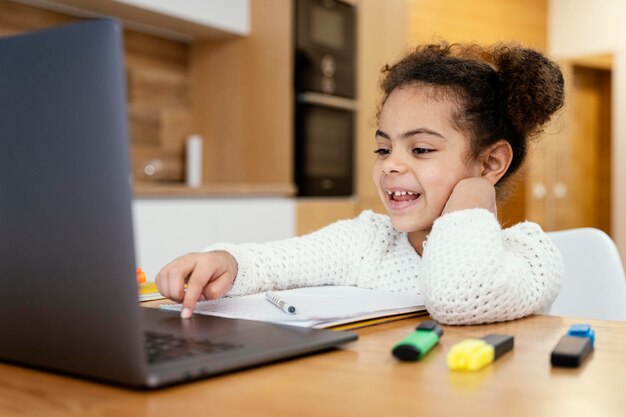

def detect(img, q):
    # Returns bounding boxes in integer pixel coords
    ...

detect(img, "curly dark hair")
[378,42,565,191]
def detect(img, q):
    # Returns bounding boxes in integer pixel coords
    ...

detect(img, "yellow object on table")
[138,281,166,302]
[447,339,495,371]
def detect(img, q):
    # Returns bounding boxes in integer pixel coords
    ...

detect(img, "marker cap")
[567,324,595,347]
[416,320,444,337]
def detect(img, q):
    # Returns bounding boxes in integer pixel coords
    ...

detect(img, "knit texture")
[205,208,564,325]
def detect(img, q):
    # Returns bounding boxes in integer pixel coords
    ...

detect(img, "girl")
[156,42,565,325]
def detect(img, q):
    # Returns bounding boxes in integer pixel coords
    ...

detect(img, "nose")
[381,150,408,175]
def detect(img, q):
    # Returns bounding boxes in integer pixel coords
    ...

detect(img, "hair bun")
[492,44,565,139]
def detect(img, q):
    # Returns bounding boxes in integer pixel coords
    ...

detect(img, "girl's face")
[372,84,483,236]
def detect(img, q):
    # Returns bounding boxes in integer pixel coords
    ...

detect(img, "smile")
[385,189,421,210]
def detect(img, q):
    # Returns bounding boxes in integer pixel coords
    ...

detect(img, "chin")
[388,215,421,233]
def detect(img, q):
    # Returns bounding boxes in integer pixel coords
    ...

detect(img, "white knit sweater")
[206,208,564,325]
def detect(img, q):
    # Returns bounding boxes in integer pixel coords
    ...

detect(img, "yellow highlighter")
[447,334,514,371]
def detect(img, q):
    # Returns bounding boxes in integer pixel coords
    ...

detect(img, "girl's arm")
[157,211,385,317]
[204,211,376,296]
[419,208,564,325]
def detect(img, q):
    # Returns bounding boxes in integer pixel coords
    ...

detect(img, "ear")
[479,140,513,185]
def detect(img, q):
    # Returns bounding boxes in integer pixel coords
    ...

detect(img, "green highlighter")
[392,320,444,361]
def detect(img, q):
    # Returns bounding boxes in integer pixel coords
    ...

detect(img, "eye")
[373,148,390,157]
[413,147,434,155]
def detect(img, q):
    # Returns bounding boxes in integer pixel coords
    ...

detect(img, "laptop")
[0,19,357,389]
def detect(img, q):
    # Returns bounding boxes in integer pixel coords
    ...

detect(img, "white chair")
[547,227,626,321]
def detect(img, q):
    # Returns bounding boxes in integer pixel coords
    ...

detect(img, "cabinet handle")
[553,182,568,199]
[532,183,547,199]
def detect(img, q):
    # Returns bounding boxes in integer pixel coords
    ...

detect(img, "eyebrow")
[375,128,445,140]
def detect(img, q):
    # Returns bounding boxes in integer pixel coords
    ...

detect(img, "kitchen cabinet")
[13,0,249,41]
[526,57,612,233]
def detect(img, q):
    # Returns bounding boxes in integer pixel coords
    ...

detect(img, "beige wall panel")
[408,0,546,48]
[191,0,293,186]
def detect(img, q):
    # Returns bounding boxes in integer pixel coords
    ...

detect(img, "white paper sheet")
[159,286,425,328]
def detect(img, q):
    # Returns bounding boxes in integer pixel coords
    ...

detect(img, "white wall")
[132,198,296,280]
[549,0,626,263]
[549,0,625,55]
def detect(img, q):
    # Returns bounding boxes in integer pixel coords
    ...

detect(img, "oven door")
[295,93,355,196]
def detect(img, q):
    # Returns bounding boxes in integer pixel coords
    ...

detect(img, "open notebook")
[159,286,427,329]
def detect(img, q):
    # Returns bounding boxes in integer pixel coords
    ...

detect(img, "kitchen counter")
[134,181,296,198]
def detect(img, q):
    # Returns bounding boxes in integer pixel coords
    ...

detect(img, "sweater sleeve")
[419,208,564,325]
[203,211,375,296]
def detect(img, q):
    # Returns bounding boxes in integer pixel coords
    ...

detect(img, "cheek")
[422,166,469,204]
[422,167,458,191]
[371,163,382,190]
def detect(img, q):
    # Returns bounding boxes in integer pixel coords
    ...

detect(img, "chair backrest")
[547,227,626,321]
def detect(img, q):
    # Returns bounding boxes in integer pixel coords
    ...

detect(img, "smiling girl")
[156,42,565,325]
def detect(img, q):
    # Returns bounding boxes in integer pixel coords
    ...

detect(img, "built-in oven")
[295,93,355,196]
[294,0,356,196]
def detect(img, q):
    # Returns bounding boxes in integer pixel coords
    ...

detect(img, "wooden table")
[1,314,624,417]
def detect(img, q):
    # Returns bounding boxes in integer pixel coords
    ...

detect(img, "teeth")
[387,190,417,196]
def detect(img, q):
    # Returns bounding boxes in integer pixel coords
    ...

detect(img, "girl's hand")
[442,177,497,216]
[155,250,238,318]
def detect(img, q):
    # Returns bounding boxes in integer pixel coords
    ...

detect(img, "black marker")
[551,324,595,367]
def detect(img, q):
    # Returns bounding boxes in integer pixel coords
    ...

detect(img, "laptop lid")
[0,19,148,385]
[0,19,357,389]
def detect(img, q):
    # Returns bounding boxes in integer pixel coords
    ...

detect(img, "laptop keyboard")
[144,331,243,364]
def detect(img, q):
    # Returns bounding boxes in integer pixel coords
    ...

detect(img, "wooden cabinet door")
[527,59,612,234]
